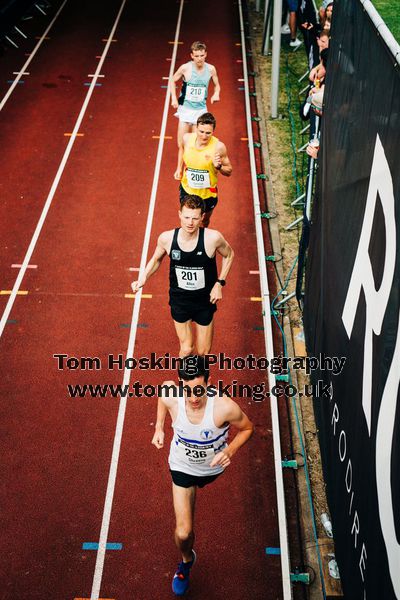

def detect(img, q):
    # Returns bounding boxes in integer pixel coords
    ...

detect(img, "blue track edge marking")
[83,542,122,550]
[265,547,281,555]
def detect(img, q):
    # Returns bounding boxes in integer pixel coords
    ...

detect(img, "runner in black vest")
[131,195,234,356]
[169,226,218,325]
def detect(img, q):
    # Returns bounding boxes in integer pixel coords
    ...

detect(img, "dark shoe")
[172,550,197,596]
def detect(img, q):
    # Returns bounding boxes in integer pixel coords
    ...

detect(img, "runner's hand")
[210,450,231,469]
[210,93,220,104]
[152,429,165,449]
[131,278,145,293]
[174,168,182,180]
[213,153,222,169]
[171,98,179,109]
[210,282,223,304]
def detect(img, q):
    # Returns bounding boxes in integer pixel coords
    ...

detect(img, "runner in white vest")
[152,355,254,596]
[170,41,221,146]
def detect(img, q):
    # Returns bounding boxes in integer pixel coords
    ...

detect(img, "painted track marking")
[0,2,126,339]
[11,264,37,269]
[0,0,69,112]
[89,3,185,599]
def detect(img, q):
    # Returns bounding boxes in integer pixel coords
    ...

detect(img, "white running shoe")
[289,38,302,48]
[281,24,291,34]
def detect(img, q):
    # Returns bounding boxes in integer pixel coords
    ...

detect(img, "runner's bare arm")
[170,64,186,109]
[131,233,169,292]
[209,65,221,104]
[209,399,254,467]
[213,142,232,176]
[174,137,187,180]
[151,399,167,449]
[209,233,234,304]
[152,380,176,449]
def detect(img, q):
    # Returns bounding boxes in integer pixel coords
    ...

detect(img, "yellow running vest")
[181,133,219,199]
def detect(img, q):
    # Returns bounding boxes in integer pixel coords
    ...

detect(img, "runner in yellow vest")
[174,113,232,227]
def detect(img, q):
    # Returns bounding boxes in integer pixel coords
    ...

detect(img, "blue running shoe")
[172,550,197,596]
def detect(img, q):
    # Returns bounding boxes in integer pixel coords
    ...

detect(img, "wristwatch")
[217,279,226,286]
[216,163,222,170]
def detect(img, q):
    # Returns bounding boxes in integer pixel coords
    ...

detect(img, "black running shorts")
[170,469,222,488]
[170,298,216,326]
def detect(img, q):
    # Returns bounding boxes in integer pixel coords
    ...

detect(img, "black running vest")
[169,228,218,300]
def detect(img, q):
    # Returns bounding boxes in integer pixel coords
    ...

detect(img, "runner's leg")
[177,121,192,147]
[172,482,196,562]
[174,319,194,357]
[202,208,214,228]
[195,320,214,355]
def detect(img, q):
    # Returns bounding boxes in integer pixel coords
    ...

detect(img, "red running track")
[0,1,303,598]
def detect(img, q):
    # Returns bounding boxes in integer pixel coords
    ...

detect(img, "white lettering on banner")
[348,491,354,516]
[331,402,339,435]
[341,134,399,596]
[342,134,396,434]
[376,310,400,597]
[330,399,368,592]
[352,511,360,549]
[338,430,346,462]
[345,460,352,493]
[359,544,368,583]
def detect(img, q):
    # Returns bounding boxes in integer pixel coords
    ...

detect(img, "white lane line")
[238,2,292,598]
[89,3,185,599]
[0,2,126,339]
[0,0,69,112]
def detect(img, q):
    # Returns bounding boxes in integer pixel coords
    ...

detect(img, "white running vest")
[168,393,230,477]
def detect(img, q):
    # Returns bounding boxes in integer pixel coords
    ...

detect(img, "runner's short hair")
[191,41,207,52]
[197,112,216,129]
[178,355,210,383]
[180,194,206,214]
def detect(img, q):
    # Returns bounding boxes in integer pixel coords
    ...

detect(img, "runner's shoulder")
[215,394,241,421]
[215,139,227,154]
[158,230,175,248]
[179,62,192,78]
[175,62,190,76]
[204,228,225,246]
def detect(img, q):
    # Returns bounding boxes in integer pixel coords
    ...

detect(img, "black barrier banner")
[303,1,400,599]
